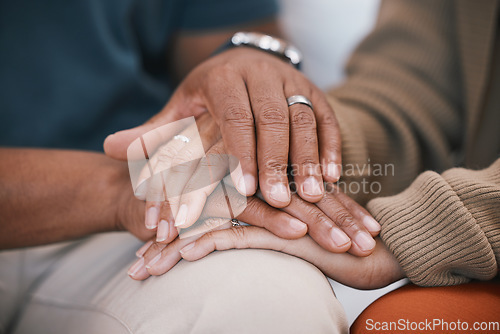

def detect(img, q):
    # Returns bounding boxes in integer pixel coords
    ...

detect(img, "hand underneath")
[132,226,404,290]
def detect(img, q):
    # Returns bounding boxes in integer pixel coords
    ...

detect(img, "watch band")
[213,32,303,70]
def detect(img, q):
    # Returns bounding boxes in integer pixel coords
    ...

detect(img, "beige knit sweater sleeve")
[326,0,499,286]
[327,0,463,203]
[368,160,500,286]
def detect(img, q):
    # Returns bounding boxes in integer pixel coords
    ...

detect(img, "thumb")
[103,108,183,161]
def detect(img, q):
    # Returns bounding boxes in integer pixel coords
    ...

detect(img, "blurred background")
[279,0,380,89]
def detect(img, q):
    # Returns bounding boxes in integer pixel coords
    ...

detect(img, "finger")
[234,196,307,239]
[317,188,376,256]
[140,126,195,229]
[103,91,205,161]
[178,226,289,261]
[284,82,324,203]
[135,126,193,200]
[128,257,151,280]
[197,183,307,239]
[146,222,231,276]
[281,194,351,253]
[135,239,154,258]
[144,201,161,230]
[178,218,232,240]
[205,70,257,196]
[248,74,291,208]
[156,218,177,244]
[328,185,381,236]
[311,88,342,182]
[142,241,167,269]
[142,173,169,230]
[174,140,229,229]
[150,120,208,220]
[133,113,213,198]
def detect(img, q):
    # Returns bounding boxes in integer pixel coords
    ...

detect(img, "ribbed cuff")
[367,171,497,286]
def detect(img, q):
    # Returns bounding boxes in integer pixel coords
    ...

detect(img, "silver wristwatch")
[220,31,303,69]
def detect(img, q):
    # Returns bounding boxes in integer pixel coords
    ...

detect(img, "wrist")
[213,31,302,69]
[97,160,135,233]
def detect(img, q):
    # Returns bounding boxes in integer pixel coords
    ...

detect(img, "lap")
[5,232,347,334]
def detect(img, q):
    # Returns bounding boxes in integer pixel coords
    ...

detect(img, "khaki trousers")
[0,232,348,334]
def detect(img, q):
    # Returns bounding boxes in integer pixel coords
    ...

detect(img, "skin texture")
[0,149,151,249]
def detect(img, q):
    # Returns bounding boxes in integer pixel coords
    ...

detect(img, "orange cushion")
[351,280,500,334]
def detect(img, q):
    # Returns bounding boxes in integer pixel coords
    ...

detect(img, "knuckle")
[304,134,318,145]
[258,104,288,126]
[295,157,317,169]
[237,150,255,163]
[229,226,248,245]
[222,104,253,123]
[291,109,316,128]
[157,145,175,160]
[252,59,278,74]
[263,158,288,174]
[203,230,217,240]
[210,62,236,78]
[202,219,221,231]
[308,209,327,226]
[335,211,357,230]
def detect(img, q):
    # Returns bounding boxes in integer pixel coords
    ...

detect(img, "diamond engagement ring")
[173,134,190,143]
[286,95,313,110]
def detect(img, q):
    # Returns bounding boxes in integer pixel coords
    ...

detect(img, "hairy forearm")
[0,148,128,249]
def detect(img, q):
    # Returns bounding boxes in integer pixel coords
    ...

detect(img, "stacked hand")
[103,47,403,289]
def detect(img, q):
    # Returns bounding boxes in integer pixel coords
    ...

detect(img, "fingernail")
[330,228,351,247]
[174,204,188,227]
[145,206,159,229]
[179,242,196,255]
[128,257,145,277]
[145,253,161,269]
[288,218,307,232]
[362,216,381,233]
[354,232,376,252]
[237,174,256,195]
[302,177,324,197]
[269,183,290,204]
[156,220,170,242]
[136,240,154,257]
[327,163,341,181]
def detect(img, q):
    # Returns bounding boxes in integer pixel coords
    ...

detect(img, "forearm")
[0,148,128,249]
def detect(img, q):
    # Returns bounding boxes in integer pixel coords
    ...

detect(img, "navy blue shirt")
[0,0,277,151]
